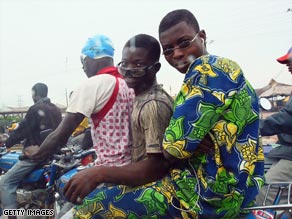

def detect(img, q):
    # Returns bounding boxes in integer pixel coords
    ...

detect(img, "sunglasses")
[162,33,199,56]
[117,62,158,78]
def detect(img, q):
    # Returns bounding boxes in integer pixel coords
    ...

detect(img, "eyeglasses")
[162,33,199,56]
[117,62,158,78]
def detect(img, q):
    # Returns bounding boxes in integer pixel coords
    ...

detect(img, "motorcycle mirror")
[259,98,272,111]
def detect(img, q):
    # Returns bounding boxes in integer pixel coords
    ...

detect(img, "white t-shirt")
[67,74,115,116]
[67,73,134,166]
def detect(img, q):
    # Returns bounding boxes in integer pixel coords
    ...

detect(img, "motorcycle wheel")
[55,202,74,219]
[277,210,292,219]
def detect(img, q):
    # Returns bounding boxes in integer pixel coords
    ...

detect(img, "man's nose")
[172,47,184,59]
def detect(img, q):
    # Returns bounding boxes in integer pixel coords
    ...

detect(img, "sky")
[0,0,292,108]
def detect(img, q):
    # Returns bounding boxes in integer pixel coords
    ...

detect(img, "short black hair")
[32,83,48,98]
[124,34,160,62]
[159,9,200,34]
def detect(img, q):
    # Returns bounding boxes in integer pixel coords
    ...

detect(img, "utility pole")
[65,88,68,108]
[17,95,23,107]
[65,56,69,107]
[288,8,292,41]
[65,56,68,74]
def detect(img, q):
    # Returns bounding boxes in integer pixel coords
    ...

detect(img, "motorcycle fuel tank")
[0,151,45,183]
[0,151,21,172]
[56,167,79,199]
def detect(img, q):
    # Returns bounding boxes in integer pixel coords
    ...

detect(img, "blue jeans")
[0,159,37,209]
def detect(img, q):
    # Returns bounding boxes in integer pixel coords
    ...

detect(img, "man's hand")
[24,145,41,160]
[64,167,101,204]
[197,134,215,155]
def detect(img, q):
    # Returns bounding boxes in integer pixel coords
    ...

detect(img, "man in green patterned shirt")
[158,9,264,218]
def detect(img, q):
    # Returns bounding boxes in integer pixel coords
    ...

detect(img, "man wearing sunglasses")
[157,9,263,218]
[61,34,181,218]
[59,34,214,218]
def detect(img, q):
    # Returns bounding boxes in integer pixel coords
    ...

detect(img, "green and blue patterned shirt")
[163,54,264,218]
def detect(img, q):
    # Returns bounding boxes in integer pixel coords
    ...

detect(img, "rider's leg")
[256,158,292,205]
[0,159,37,209]
[72,182,183,219]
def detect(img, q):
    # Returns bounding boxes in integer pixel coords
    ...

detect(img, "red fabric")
[96,66,122,78]
[91,67,121,128]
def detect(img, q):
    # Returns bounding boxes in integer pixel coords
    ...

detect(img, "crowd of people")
[0,8,291,219]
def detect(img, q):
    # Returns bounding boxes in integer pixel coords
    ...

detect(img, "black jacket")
[260,96,292,160]
[5,98,62,148]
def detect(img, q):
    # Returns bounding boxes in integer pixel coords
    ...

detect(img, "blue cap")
[81,34,114,59]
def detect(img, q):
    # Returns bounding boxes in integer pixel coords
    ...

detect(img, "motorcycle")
[244,98,292,219]
[259,97,274,173]
[0,144,96,218]
[0,133,9,147]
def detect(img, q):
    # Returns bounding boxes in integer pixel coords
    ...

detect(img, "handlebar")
[52,148,95,169]
[0,146,7,155]
[18,154,27,161]
[17,147,96,168]
[53,148,96,161]
[53,154,64,160]
[73,149,96,159]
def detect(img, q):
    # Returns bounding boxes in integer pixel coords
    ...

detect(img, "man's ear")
[153,62,161,73]
[199,29,206,42]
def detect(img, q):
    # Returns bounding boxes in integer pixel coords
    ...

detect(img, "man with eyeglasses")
[61,33,179,218]
[157,9,264,218]
[58,34,215,219]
